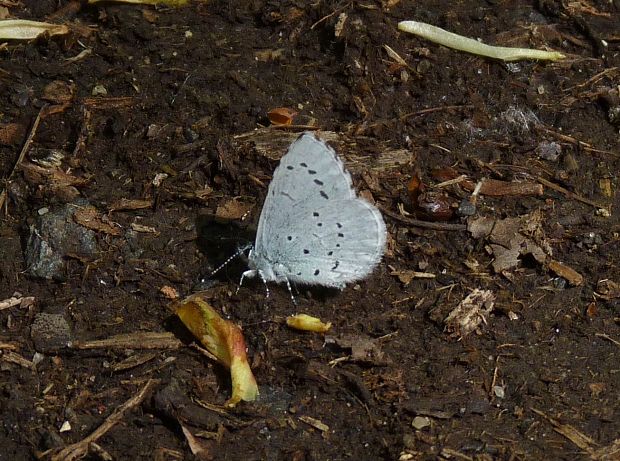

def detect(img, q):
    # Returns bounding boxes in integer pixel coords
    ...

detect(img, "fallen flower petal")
[287,314,332,333]
[174,294,258,406]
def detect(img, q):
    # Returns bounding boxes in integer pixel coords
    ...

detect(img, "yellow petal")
[287,314,332,333]
[175,295,258,406]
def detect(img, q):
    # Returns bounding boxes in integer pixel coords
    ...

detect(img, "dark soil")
[1,1,619,460]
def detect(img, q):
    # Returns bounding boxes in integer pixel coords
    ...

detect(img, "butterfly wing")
[253,132,386,287]
[255,133,356,256]
[263,197,386,287]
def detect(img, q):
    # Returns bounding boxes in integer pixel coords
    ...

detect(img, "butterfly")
[240,132,386,294]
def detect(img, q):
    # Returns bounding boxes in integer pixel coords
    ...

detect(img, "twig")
[380,206,467,231]
[0,105,46,211]
[400,104,474,121]
[45,379,159,461]
[563,67,618,92]
[310,2,351,30]
[535,125,619,158]
[1,350,35,370]
[535,176,606,209]
[595,333,620,347]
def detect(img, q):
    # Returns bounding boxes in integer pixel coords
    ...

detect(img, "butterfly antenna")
[206,243,253,281]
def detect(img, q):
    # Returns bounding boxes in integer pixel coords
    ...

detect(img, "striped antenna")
[203,243,253,282]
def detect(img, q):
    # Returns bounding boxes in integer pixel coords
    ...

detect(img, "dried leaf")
[0,122,26,146]
[330,334,389,365]
[180,424,212,460]
[595,279,620,299]
[74,206,121,236]
[42,80,75,104]
[254,49,284,62]
[0,19,69,40]
[287,314,332,333]
[160,285,179,300]
[174,294,258,406]
[267,107,298,126]
[215,199,253,221]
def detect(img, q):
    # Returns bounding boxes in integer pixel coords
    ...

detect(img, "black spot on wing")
[314,179,324,186]
[320,191,329,199]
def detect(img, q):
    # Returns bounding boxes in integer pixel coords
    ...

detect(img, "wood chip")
[444,289,495,338]
[71,332,182,350]
[108,198,154,212]
[299,415,329,433]
[547,259,584,286]
[1,350,35,370]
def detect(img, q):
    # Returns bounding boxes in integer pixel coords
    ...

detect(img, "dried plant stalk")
[398,20,565,62]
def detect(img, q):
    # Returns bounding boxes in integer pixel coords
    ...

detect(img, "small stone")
[92,84,107,96]
[25,202,98,280]
[457,199,476,216]
[493,385,505,399]
[31,313,72,353]
[411,416,431,430]
[536,141,562,161]
[59,421,71,433]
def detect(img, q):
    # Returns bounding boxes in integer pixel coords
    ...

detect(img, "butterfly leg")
[237,269,254,294]
[257,270,270,298]
[284,277,297,305]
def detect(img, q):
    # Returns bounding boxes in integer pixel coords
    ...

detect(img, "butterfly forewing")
[255,133,355,255]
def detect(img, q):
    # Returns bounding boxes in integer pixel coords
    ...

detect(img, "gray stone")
[25,203,98,280]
